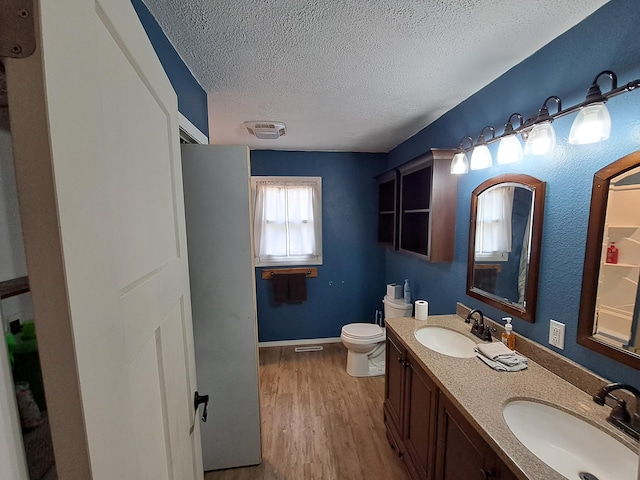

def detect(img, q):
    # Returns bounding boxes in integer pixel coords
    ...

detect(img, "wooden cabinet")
[435,393,498,480]
[384,330,405,450]
[376,169,399,248]
[398,149,456,262]
[384,330,438,480]
[403,351,438,480]
[376,149,457,261]
[384,330,517,480]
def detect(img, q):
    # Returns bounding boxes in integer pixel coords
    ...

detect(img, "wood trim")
[473,264,502,273]
[467,174,546,323]
[577,150,640,370]
[261,267,318,279]
[0,276,29,299]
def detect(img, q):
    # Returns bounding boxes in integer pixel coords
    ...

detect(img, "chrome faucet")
[593,382,640,441]
[465,309,492,342]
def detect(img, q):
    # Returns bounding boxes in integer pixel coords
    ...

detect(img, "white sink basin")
[503,400,638,480]
[414,326,477,358]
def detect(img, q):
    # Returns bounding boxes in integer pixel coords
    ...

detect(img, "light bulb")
[497,135,523,165]
[524,121,556,156]
[470,145,492,170]
[450,152,469,174]
[569,102,611,145]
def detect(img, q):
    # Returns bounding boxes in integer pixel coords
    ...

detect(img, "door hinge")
[0,0,35,59]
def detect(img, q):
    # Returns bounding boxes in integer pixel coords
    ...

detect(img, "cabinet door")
[496,458,519,480]
[384,332,406,440]
[435,393,497,480]
[403,353,438,480]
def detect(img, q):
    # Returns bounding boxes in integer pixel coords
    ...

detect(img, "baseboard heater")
[294,345,323,352]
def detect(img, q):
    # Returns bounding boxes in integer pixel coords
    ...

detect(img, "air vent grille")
[243,121,286,139]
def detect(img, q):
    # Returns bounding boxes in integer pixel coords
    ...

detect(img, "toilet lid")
[342,323,384,339]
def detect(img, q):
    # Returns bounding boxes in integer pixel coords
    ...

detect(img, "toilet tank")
[383,295,413,319]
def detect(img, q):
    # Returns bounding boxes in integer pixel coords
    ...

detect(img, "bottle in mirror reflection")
[606,242,619,264]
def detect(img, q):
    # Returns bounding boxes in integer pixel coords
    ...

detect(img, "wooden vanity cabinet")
[435,393,518,479]
[403,351,438,480]
[384,330,405,449]
[384,330,518,480]
[384,330,438,480]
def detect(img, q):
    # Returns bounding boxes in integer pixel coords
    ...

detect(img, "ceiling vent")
[243,121,286,140]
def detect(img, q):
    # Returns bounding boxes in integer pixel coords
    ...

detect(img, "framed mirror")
[467,174,546,323]
[578,151,640,370]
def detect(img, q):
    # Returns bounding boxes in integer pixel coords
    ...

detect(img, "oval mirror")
[467,174,546,323]
[578,151,640,370]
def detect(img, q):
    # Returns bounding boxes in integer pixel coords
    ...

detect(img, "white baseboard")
[258,337,342,348]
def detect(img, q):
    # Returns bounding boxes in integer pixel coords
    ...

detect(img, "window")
[475,186,514,261]
[251,177,322,266]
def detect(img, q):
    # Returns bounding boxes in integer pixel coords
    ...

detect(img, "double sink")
[413,325,639,480]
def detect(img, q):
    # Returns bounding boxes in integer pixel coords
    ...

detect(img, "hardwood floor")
[204,343,408,480]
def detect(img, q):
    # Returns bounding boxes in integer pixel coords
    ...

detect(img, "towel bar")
[261,267,318,279]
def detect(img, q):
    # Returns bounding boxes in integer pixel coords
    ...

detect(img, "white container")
[386,283,403,299]
[383,295,413,318]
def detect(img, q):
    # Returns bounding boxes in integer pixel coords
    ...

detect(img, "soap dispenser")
[403,279,411,304]
[502,317,515,350]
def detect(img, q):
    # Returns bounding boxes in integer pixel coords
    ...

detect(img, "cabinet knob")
[397,356,403,363]
[480,468,494,479]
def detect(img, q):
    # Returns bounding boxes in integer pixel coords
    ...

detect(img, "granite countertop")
[385,314,639,480]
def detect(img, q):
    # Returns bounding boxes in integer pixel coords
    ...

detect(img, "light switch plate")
[549,319,565,349]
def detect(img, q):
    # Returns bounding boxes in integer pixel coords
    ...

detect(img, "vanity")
[383,312,639,480]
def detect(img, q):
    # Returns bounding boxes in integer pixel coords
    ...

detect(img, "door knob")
[194,391,209,422]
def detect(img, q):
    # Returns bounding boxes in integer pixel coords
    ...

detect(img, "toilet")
[340,295,413,377]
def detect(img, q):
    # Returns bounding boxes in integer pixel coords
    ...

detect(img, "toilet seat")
[341,323,385,341]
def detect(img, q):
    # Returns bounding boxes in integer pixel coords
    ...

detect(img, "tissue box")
[387,283,403,299]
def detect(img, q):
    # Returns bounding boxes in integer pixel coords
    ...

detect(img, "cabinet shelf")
[0,276,30,299]
[403,208,430,214]
[602,262,640,268]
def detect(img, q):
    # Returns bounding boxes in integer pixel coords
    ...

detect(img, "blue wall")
[134,0,640,383]
[251,151,387,342]
[386,0,640,384]
[131,0,209,135]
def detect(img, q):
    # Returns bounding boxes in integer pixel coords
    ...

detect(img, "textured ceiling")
[142,0,609,152]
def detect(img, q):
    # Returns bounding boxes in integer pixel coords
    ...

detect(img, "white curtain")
[475,186,514,254]
[253,180,321,264]
[518,207,532,304]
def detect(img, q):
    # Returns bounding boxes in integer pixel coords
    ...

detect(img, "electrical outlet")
[549,319,565,349]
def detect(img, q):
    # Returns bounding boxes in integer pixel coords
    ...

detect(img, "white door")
[181,145,262,471]
[4,1,203,479]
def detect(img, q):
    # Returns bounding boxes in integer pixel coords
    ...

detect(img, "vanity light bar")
[450,70,640,175]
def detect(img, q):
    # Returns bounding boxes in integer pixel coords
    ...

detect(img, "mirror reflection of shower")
[592,165,640,354]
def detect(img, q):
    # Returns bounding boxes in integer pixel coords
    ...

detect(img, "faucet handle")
[470,320,480,335]
[610,399,631,423]
[481,325,494,342]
